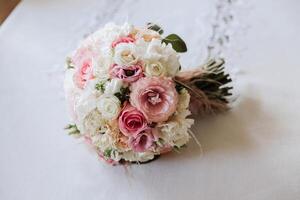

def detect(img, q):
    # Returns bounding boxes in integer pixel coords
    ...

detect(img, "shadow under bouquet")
[64,23,232,165]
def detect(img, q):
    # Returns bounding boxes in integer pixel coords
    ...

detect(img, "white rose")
[145,39,180,77]
[104,79,123,94]
[135,28,161,42]
[144,60,166,77]
[97,94,121,120]
[114,43,138,66]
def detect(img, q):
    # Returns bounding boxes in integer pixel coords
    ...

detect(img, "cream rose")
[145,61,166,77]
[113,43,138,66]
[97,94,121,120]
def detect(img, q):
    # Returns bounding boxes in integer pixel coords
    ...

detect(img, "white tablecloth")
[0,0,300,199]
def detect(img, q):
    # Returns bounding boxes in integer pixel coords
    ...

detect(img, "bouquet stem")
[174,59,233,115]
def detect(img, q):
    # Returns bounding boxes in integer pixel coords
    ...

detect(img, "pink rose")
[72,47,95,89]
[130,77,178,122]
[109,64,143,83]
[118,103,148,137]
[129,128,155,152]
[112,36,135,48]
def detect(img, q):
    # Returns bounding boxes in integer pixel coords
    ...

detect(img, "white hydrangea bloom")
[92,132,115,152]
[80,109,107,136]
[158,89,194,147]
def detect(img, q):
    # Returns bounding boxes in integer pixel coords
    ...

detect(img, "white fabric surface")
[0,0,300,199]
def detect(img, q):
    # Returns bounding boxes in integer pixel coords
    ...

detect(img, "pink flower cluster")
[71,35,179,153]
[110,36,178,152]
[117,76,178,152]
[109,36,144,83]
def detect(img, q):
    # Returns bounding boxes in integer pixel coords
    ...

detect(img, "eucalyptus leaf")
[147,23,164,34]
[162,34,187,53]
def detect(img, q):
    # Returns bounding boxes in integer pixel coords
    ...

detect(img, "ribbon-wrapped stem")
[174,59,233,115]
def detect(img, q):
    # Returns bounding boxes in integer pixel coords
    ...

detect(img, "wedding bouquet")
[64,23,232,164]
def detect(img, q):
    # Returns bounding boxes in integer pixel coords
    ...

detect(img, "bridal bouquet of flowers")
[64,23,232,164]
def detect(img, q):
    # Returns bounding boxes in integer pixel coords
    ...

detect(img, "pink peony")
[118,103,148,137]
[129,128,155,152]
[112,36,135,48]
[130,77,178,122]
[109,64,143,83]
[72,47,95,89]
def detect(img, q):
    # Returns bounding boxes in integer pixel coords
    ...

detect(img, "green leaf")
[147,23,164,34]
[162,34,187,53]
[114,87,130,103]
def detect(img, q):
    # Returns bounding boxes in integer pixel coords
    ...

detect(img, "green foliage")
[162,34,187,53]
[194,59,232,103]
[147,22,164,34]
[64,124,80,135]
[114,87,130,103]
[95,81,106,92]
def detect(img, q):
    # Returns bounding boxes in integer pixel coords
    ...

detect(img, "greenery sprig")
[147,22,187,53]
[95,81,106,92]
[114,87,130,103]
[64,124,80,135]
